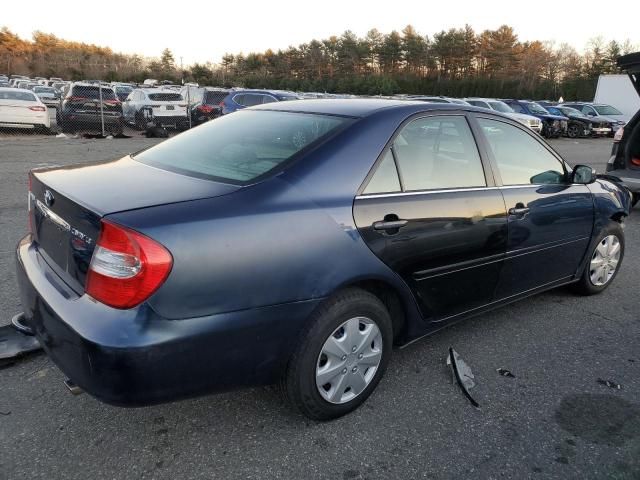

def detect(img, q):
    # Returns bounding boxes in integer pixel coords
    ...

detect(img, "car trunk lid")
[29,156,240,293]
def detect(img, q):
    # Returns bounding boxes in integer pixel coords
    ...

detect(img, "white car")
[465,98,543,134]
[122,88,188,130]
[0,87,50,131]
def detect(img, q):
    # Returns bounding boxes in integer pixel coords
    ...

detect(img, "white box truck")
[594,74,640,122]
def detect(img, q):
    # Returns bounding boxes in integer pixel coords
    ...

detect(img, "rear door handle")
[508,206,530,216]
[373,219,408,231]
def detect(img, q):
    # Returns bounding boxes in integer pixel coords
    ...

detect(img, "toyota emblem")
[44,190,55,207]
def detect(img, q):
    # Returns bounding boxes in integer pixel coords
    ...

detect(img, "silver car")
[465,98,543,134]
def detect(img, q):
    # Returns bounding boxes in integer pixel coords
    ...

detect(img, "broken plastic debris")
[447,347,479,408]
[0,323,42,362]
[597,378,621,390]
[497,368,516,378]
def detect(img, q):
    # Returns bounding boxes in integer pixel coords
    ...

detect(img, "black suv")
[57,83,124,135]
[607,52,640,207]
[179,86,230,126]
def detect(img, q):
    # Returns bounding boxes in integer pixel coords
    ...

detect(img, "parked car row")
[0,73,630,140]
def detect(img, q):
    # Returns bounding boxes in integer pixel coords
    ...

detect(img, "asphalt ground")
[0,133,638,480]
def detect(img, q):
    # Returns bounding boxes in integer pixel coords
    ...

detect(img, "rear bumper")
[15,235,321,406]
[62,112,123,127]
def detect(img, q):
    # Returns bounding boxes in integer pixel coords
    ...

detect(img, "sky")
[2,0,638,65]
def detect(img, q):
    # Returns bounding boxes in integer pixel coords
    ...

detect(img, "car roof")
[250,98,483,117]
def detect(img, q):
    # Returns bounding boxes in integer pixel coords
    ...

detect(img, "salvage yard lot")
[0,136,638,479]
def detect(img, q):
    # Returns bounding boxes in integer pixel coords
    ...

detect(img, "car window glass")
[363,150,401,194]
[241,94,263,107]
[233,94,245,105]
[262,95,277,104]
[478,118,565,185]
[392,116,485,191]
[509,103,525,113]
[135,111,351,184]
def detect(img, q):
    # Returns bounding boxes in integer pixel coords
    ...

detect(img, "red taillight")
[632,157,640,167]
[219,101,224,108]
[104,99,121,105]
[86,220,173,309]
[29,106,46,112]
[197,104,215,113]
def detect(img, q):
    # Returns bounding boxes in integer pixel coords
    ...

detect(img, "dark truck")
[606,52,640,207]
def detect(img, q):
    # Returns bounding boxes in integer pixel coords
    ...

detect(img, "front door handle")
[373,219,408,231]
[508,205,530,216]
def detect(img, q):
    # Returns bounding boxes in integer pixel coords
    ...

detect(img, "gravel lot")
[0,134,638,480]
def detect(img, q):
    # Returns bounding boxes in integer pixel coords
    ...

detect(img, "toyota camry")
[16,99,631,420]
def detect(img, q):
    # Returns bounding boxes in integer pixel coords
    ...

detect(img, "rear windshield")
[0,90,37,101]
[70,86,116,100]
[148,93,182,101]
[527,102,549,115]
[134,110,351,184]
[204,91,229,104]
[34,87,56,93]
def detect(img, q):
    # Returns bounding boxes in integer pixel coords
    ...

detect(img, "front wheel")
[567,124,580,138]
[572,224,625,295]
[282,288,393,420]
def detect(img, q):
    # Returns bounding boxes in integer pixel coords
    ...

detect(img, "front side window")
[478,118,566,185]
[392,115,485,191]
[134,110,351,184]
[261,95,277,104]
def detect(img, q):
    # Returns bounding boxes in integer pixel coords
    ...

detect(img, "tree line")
[1,25,636,100]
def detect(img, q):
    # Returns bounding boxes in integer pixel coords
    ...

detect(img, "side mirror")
[572,165,596,184]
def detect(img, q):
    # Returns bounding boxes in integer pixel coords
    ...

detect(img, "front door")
[474,116,594,298]
[354,114,508,321]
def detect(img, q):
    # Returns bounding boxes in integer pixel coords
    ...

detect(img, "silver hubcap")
[315,317,383,404]
[590,235,621,286]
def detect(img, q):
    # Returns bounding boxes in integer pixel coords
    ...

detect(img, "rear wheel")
[572,224,624,295]
[282,288,392,420]
[134,111,147,131]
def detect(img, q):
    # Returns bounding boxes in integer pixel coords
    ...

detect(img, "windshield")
[116,86,133,94]
[134,110,351,184]
[594,105,623,115]
[559,107,585,117]
[34,87,55,93]
[488,101,514,113]
[527,102,549,115]
[546,107,562,116]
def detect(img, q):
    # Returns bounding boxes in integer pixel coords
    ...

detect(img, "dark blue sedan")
[16,99,631,420]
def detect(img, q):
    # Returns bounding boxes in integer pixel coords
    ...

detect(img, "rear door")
[353,113,508,321]
[473,115,594,298]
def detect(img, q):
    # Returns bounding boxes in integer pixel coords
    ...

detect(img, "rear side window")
[0,90,37,101]
[478,118,566,185]
[241,94,263,107]
[363,150,401,194]
[134,110,351,184]
[70,86,116,100]
[204,91,228,104]
[148,93,182,101]
[392,115,486,191]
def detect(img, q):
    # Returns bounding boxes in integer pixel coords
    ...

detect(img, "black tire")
[134,111,146,131]
[571,223,625,295]
[282,288,393,421]
[632,193,639,209]
[567,124,579,138]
